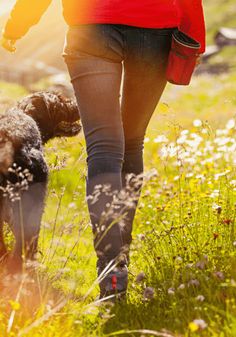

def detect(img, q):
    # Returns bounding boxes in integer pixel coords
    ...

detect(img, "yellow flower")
[9,300,20,311]
[189,322,199,332]
[189,319,208,332]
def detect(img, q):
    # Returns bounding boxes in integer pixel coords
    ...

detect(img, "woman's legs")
[66,55,125,265]
[120,27,172,252]
[64,24,172,295]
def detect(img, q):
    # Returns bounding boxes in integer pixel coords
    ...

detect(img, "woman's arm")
[2,0,52,40]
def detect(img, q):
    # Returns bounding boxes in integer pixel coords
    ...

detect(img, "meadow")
[0,69,236,337]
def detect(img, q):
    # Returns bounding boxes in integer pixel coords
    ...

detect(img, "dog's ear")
[50,92,80,123]
[18,95,48,120]
[18,94,54,143]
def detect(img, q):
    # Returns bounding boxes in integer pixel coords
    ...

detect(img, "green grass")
[0,81,28,99]
[0,81,28,111]
[1,72,236,336]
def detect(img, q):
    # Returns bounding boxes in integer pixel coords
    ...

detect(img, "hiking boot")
[98,260,128,301]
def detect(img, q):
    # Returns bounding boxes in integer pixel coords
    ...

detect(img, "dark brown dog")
[0,91,81,272]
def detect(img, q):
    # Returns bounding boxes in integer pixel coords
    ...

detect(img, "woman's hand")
[196,55,202,67]
[0,36,16,53]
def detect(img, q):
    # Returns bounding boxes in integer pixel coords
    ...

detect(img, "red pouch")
[166,30,201,85]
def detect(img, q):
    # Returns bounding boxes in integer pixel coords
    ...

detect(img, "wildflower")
[195,260,207,270]
[143,287,155,300]
[181,130,189,136]
[216,129,229,136]
[213,271,225,280]
[212,203,222,214]
[178,284,185,290]
[174,175,180,181]
[137,234,145,241]
[186,263,194,269]
[214,170,231,180]
[154,135,169,143]
[193,119,202,127]
[214,136,233,146]
[136,272,146,283]
[188,279,200,287]
[201,128,208,134]
[210,191,220,199]
[196,295,205,302]
[230,180,236,187]
[231,279,236,287]
[167,287,175,295]
[189,319,208,332]
[201,157,214,165]
[196,174,206,182]
[195,255,208,270]
[233,241,236,247]
[177,135,187,144]
[160,143,179,158]
[186,173,194,178]
[175,256,183,263]
[9,300,20,311]
[226,119,235,130]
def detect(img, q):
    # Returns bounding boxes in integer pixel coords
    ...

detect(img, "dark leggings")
[64,24,173,265]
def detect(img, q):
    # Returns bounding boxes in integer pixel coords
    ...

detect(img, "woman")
[1,0,205,299]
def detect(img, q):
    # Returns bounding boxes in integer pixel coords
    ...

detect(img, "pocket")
[63,24,109,58]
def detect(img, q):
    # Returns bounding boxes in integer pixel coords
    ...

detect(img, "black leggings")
[64,24,173,265]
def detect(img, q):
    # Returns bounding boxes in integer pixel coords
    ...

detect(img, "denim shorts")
[63,23,174,63]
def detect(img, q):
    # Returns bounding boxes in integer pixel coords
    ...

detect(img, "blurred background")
[0,0,67,88]
[0,0,235,89]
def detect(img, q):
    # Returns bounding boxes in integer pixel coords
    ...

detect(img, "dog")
[0,91,81,272]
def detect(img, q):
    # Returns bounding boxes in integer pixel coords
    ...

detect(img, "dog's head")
[17,91,81,143]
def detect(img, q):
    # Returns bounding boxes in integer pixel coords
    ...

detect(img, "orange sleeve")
[177,0,206,53]
[3,0,52,40]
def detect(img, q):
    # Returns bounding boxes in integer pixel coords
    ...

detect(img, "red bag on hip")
[166,30,201,86]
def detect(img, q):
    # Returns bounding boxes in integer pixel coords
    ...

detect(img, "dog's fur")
[0,91,81,271]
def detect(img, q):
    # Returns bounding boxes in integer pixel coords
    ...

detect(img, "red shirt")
[66,0,180,29]
[4,0,206,53]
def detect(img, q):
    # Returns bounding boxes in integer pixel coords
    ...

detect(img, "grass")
[1,71,236,336]
[0,2,236,335]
